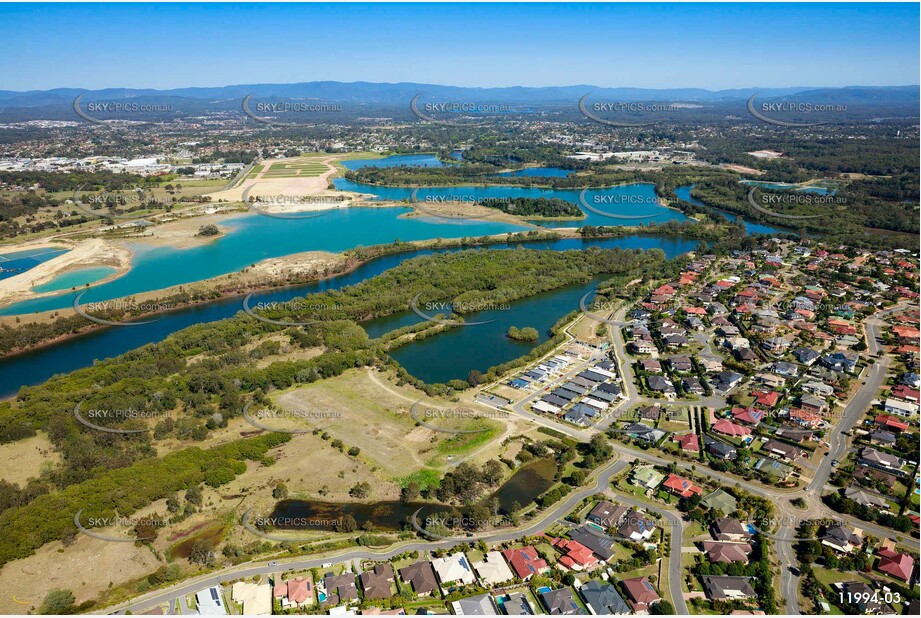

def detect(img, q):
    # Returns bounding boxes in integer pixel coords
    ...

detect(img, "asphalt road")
[103,305,906,615]
[103,460,633,615]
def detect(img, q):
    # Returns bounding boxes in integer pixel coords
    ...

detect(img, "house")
[551,537,598,570]
[359,564,395,601]
[587,500,629,529]
[789,407,825,429]
[701,489,738,514]
[667,355,693,372]
[711,371,744,392]
[822,524,863,554]
[432,552,476,586]
[712,419,752,438]
[762,439,806,461]
[620,577,661,612]
[876,548,915,582]
[663,473,702,498]
[324,573,359,606]
[884,398,919,417]
[752,390,782,408]
[452,593,499,615]
[681,376,706,395]
[793,347,821,365]
[803,381,835,397]
[701,541,752,563]
[274,576,314,609]
[540,588,585,615]
[869,429,897,446]
[579,581,630,615]
[837,582,893,614]
[732,406,764,425]
[710,518,751,542]
[502,546,548,581]
[615,509,657,542]
[570,525,619,561]
[195,586,228,615]
[775,428,815,443]
[771,361,799,377]
[700,576,756,601]
[398,561,439,596]
[874,414,909,433]
[859,447,904,473]
[647,375,676,395]
[674,432,700,453]
[844,487,889,510]
[800,394,828,414]
[707,439,738,460]
[640,359,662,373]
[624,423,666,444]
[498,592,535,615]
[231,582,271,616]
[472,551,514,586]
[631,465,665,490]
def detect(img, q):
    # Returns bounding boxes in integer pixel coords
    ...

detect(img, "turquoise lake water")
[495,167,572,178]
[673,185,788,236]
[32,266,117,293]
[340,153,444,169]
[0,247,69,281]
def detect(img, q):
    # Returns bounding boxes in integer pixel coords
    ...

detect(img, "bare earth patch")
[0,431,59,486]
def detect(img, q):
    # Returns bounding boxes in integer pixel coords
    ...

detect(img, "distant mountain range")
[0,81,917,107]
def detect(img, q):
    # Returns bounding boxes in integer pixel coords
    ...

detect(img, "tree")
[40,589,75,615]
[467,370,484,386]
[188,539,215,566]
[272,483,288,499]
[650,601,674,615]
[400,482,420,503]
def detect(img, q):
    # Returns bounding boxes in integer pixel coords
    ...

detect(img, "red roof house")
[501,546,548,581]
[876,548,915,582]
[712,419,752,438]
[663,473,703,498]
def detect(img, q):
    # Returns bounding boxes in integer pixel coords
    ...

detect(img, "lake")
[674,184,788,236]
[334,178,689,228]
[495,167,572,178]
[0,235,696,398]
[264,458,557,532]
[0,247,69,281]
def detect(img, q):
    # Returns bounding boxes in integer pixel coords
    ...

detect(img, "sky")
[0,2,918,92]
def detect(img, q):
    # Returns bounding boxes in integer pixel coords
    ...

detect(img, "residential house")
[701,489,737,514]
[876,548,915,582]
[631,465,665,490]
[620,577,661,612]
[663,473,703,498]
[700,576,756,601]
[452,594,499,616]
[710,518,751,542]
[324,573,359,606]
[501,547,548,582]
[822,524,863,554]
[359,564,395,601]
[540,588,585,615]
[432,552,476,587]
[579,581,630,615]
[398,561,439,596]
[472,551,514,587]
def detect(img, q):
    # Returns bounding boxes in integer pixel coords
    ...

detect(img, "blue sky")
[1,2,918,91]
